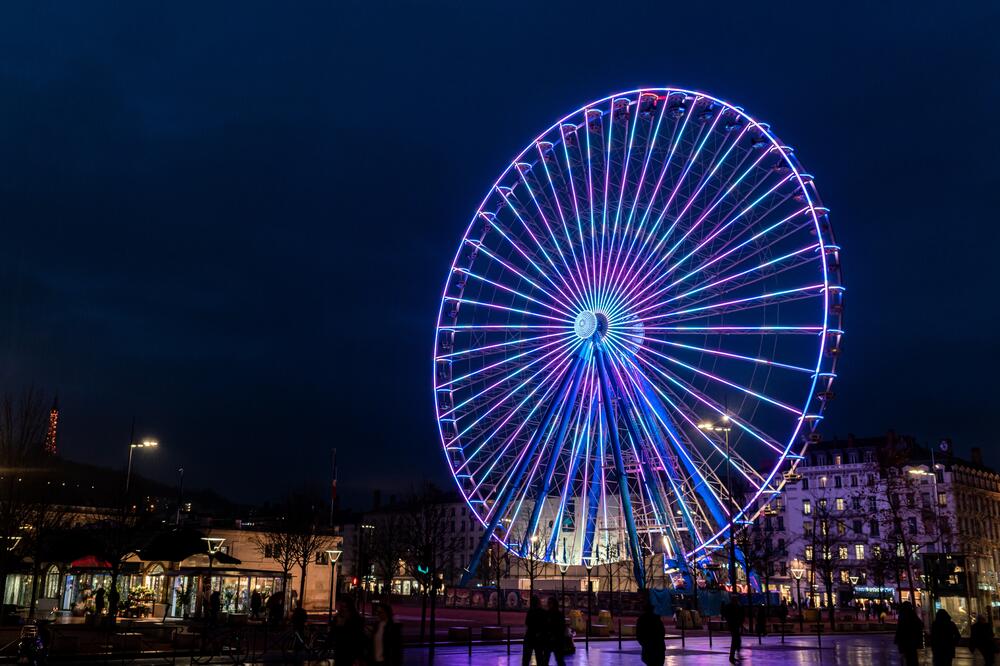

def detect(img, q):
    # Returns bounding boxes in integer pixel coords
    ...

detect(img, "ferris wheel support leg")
[521,345,593,557]
[580,409,605,567]
[613,374,687,570]
[594,342,647,590]
[459,349,590,588]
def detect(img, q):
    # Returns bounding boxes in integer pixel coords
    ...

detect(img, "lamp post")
[558,562,569,610]
[699,417,734,592]
[125,439,158,494]
[791,560,805,632]
[326,549,342,623]
[584,561,593,652]
[202,537,225,617]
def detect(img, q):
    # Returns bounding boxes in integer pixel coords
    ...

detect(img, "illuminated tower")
[44,396,58,456]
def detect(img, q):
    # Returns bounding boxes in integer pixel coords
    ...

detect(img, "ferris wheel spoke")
[558,125,594,308]
[643,282,825,323]
[642,324,822,335]
[609,165,794,318]
[583,110,602,313]
[632,336,814,374]
[439,335,577,410]
[625,346,788,456]
[443,296,573,325]
[467,240,576,314]
[437,331,568,360]
[480,216,580,313]
[628,340,803,417]
[454,340,582,468]
[453,267,577,320]
[538,146,592,310]
[629,207,812,313]
[506,175,588,306]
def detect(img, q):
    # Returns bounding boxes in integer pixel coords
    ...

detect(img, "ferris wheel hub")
[574,310,609,340]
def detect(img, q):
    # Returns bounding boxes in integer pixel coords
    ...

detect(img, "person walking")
[332,599,366,666]
[544,596,568,666]
[372,602,403,666]
[209,590,221,626]
[894,601,924,666]
[250,589,262,620]
[94,588,106,617]
[971,614,997,666]
[522,595,547,666]
[724,598,746,663]
[636,600,665,666]
[931,609,961,666]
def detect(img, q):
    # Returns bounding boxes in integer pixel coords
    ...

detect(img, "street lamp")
[201,537,225,617]
[698,417,734,592]
[791,559,806,632]
[326,549,342,623]
[584,560,593,652]
[125,439,158,494]
[558,561,569,610]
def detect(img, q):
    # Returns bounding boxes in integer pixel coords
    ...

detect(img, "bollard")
[816,621,822,649]
[681,622,685,649]
[506,625,511,656]
[468,626,473,658]
[618,619,622,650]
[708,620,713,648]
[781,620,785,645]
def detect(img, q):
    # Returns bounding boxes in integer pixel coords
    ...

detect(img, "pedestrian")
[209,590,221,626]
[636,599,665,666]
[778,599,789,626]
[372,602,403,666]
[970,614,996,666]
[94,588,106,617]
[931,609,961,666]
[724,598,745,663]
[250,589,262,620]
[545,596,568,666]
[522,595,547,666]
[108,586,120,618]
[333,598,366,666]
[755,605,767,636]
[894,601,924,666]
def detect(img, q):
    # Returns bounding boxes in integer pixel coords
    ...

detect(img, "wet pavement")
[403,634,981,665]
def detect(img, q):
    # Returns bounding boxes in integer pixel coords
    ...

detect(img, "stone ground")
[402,635,986,666]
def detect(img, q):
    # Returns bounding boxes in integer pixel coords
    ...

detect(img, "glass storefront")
[164,570,285,617]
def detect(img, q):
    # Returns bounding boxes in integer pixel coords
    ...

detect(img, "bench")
[447,627,472,641]
[590,623,610,637]
[481,626,505,641]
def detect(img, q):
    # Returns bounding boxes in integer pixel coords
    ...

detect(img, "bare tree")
[367,510,408,595]
[250,530,297,605]
[23,499,71,618]
[0,389,49,606]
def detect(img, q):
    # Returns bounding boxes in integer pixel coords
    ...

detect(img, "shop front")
[162,568,286,618]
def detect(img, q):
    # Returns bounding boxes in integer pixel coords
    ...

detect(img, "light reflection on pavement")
[403,634,978,665]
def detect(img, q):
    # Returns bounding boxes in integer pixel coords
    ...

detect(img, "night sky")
[1,2,997,507]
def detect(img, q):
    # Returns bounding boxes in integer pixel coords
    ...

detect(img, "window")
[805,545,814,561]
[938,492,947,507]
[868,497,877,512]
[778,538,786,554]
[851,475,858,487]
[820,476,828,489]
[855,544,865,560]
[906,494,915,508]
[835,476,843,489]
[820,519,829,536]
[853,520,863,534]
[837,521,847,536]
[908,517,917,534]
[840,570,850,583]
[836,498,846,511]
[803,521,813,536]
[849,453,859,464]
[864,451,874,463]
[777,516,785,531]
[838,545,849,560]
[819,499,828,510]
[803,500,812,515]
[802,478,809,490]
[852,497,861,511]
[44,565,61,599]
[834,455,842,465]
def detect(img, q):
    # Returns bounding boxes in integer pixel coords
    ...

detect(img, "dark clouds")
[0,1,997,506]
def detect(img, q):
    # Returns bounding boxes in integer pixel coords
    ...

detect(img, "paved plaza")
[403,635,984,665]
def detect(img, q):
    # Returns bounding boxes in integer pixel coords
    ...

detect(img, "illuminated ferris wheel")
[433,88,843,586]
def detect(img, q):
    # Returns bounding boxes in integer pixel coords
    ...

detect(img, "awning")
[70,555,111,569]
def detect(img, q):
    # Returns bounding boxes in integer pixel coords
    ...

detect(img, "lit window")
[855,544,865,560]
[835,498,845,511]
[838,546,848,560]
[803,500,812,515]
[805,545,814,561]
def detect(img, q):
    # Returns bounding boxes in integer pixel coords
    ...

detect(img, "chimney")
[971,447,983,466]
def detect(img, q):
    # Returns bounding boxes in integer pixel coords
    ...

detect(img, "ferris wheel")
[433,88,843,587]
